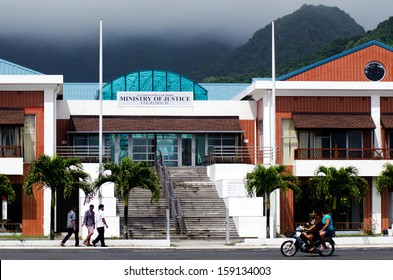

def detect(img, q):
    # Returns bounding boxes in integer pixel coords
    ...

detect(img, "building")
[1,40,393,237]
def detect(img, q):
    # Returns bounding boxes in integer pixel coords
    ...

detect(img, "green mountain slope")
[189,4,365,82]
[280,16,393,76]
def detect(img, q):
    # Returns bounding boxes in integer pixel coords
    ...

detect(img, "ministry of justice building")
[1,40,393,238]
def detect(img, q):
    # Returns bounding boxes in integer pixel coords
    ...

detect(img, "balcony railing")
[295,148,393,160]
[0,146,21,157]
[206,146,276,165]
[56,145,111,163]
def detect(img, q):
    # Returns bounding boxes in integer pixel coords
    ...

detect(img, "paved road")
[1,247,393,260]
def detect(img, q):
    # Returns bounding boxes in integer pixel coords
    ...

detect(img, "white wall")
[57,100,257,120]
[208,164,267,238]
[294,160,389,177]
[0,158,23,175]
[79,163,120,238]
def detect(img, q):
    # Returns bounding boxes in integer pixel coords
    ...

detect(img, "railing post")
[166,208,170,241]
[225,207,230,244]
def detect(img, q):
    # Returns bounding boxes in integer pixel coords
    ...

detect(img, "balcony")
[0,146,23,175]
[56,146,111,163]
[0,146,21,157]
[295,148,391,160]
[206,146,275,165]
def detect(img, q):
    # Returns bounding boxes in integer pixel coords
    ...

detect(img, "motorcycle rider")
[304,209,322,251]
[318,208,335,251]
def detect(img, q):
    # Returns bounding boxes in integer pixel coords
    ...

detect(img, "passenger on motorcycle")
[304,209,322,251]
[319,208,335,251]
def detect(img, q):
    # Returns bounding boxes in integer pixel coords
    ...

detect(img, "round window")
[364,61,385,81]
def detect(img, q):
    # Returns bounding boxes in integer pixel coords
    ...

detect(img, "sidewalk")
[1,236,393,248]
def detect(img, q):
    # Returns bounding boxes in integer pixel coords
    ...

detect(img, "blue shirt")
[67,210,76,228]
[322,214,334,231]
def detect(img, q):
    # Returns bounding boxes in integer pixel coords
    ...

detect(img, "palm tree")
[376,163,393,194]
[0,173,16,218]
[308,166,368,222]
[94,157,159,239]
[245,164,301,238]
[24,154,91,240]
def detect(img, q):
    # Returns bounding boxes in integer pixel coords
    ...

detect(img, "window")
[207,134,236,148]
[131,134,155,164]
[157,134,179,166]
[298,130,363,159]
[22,115,36,162]
[0,126,20,157]
[364,61,386,81]
[282,119,298,164]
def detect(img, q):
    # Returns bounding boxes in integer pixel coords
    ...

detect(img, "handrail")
[206,146,276,165]
[295,148,393,160]
[156,151,184,234]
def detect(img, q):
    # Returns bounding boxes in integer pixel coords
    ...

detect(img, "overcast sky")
[1,0,392,45]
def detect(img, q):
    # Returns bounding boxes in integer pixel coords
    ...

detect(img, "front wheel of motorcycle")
[280,240,297,257]
[318,240,335,256]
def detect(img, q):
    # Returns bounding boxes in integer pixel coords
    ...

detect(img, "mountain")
[0,4,380,83]
[346,16,393,47]
[277,16,393,76]
[189,4,366,82]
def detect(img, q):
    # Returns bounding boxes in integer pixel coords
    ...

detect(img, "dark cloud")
[1,1,391,45]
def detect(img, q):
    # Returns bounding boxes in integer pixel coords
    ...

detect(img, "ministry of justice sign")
[117,91,193,106]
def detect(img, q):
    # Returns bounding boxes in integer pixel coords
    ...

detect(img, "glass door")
[195,134,205,166]
[157,134,178,166]
[181,134,192,166]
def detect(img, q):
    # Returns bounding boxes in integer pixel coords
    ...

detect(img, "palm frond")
[0,174,16,203]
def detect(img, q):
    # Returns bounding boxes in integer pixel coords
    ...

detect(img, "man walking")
[60,206,79,247]
[82,204,95,246]
[92,204,108,247]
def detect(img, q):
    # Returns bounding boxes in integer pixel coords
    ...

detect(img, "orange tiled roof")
[292,113,376,129]
[0,109,25,125]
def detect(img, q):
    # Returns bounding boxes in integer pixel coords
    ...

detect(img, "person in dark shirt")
[60,206,79,247]
[82,204,95,246]
[304,209,322,251]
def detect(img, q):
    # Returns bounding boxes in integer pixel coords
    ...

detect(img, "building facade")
[1,40,393,237]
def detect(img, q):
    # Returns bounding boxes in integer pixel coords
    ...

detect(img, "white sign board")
[226,180,247,197]
[117,91,193,106]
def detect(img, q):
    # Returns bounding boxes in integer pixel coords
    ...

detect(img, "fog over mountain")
[0,1,392,82]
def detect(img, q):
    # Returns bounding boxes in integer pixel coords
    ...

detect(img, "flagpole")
[98,18,103,202]
[271,20,276,165]
[272,19,279,239]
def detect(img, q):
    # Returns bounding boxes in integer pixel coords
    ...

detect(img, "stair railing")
[156,151,184,234]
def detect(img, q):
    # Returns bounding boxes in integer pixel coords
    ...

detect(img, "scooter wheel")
[318,240,335,256]
[280,240,297,257]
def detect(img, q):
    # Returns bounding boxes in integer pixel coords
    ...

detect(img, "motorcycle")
[280,225,335,257]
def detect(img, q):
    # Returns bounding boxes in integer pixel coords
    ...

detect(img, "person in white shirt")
[92,204,108,247]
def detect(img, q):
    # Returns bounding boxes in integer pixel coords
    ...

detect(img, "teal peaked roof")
[0,59,42,75]
[278,40,393,81]
[97,70,208,100]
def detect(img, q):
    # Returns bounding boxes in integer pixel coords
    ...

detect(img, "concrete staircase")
[116,188,174,239]
[167,166,240,240]
[116,166,240,240]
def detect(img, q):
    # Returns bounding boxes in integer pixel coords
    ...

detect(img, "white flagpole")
[272,19,279,239]
[271,20,276,165]
[99,18,103,202]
